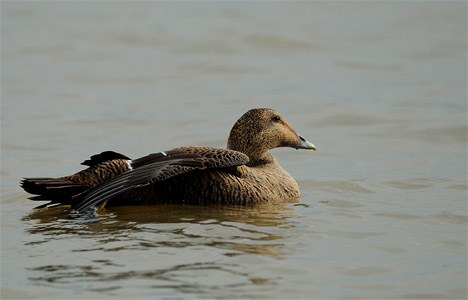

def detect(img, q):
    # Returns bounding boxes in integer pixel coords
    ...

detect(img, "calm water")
[1,2,467,299]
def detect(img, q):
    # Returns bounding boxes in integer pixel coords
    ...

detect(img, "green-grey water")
[1,2,467,299]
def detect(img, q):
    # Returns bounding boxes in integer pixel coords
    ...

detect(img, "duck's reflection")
[23,203,300,292]
[23,203,299,257]
[111,203,299,257]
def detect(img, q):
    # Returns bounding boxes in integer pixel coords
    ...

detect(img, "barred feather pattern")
[65,159,131,188]
[21,158,131,207]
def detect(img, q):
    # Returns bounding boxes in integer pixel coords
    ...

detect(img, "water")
[1,2,467,299]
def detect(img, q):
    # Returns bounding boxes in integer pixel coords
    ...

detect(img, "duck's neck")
[227,142,275,166]
[247,152,277,167]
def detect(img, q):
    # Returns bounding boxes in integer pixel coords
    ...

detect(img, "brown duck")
[21,108,316,213]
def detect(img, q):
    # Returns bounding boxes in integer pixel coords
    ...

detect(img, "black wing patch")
[72,147,248,213]
[81,151,131,167]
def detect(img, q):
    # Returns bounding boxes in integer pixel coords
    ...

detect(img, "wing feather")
[72,147,248,213]
[81,151,130,167]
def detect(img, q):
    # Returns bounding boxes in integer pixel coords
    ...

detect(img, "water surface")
[1,2,467,299]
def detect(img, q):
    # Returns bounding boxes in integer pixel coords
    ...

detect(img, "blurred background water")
[1,1,467,299]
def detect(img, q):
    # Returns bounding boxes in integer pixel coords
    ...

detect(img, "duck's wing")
[80,151,130,167]
[72,147,249,213]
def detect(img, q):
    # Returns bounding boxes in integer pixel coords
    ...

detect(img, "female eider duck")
[21,108,316,213]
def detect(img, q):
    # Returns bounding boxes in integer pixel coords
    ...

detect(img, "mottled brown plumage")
[21,108,316,213]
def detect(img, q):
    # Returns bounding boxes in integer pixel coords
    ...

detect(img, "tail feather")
[21,177,88,208]
[21,151,132,210]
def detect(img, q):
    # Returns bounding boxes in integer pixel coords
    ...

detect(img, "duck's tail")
[20,177,88,208]
[21,151,133,209]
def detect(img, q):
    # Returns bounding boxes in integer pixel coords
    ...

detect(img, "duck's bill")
[295,135,316,151]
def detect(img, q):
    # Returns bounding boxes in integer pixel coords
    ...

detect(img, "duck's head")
[227,108,315,163]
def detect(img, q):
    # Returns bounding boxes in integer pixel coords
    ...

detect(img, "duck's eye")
[272,115,281,122]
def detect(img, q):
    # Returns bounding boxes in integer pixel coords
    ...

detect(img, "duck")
[21,108,316,214]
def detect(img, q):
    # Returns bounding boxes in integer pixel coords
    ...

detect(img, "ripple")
[385,180,433,190]
[326,230,384,240]
[302,180,375,196]
[320,200,364,208]
[342,266,393,277]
